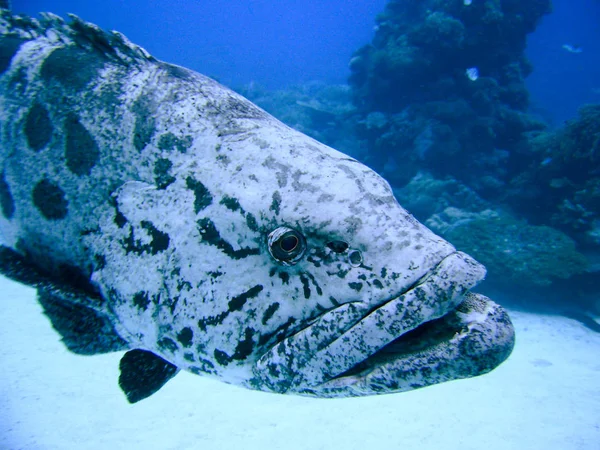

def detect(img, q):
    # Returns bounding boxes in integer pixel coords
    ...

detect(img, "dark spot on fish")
[246,213,258,232]
[94,254,106,270]
[154,158,175,189]
[32,179,68,220]
[216,154,230,166]
[124,221,170,255]
[266,362,280,379]
[133,291,150,310]
[329,296,341,306]
[214,349,232,366]
[232,327,255,360]
[197,311,228,332]
[348,282,363,292]
[220,196,242,212]
[262,302,280,325]
[228,285,263,312]
[186,177,213,213]
[24,102,53,152]
[0,172,15,219]
[64,113,100,176]
[373,279,384,289]
[166,295,179,314]
[209,270,223,279]
[299,274,311,299]
[132,97,156,151]
[257,317,296,348]
[196,218,260,259]
[157,132,192,153]
[358,274,367,281]
[269,267,277,277]
[196,357,216,373]
[177,327,193,348]
[114,209,127,228]
[0,36,25,74]
[40,45,105,91]
[381,268,387,278]
[336,269,349,279]
[158,337,178,353]
[307,255,322,268]
[270,191,281,215]
[160,62,193,80]
[278,272,290,284]
[303,272,323,296]
[141,221,169,254]
[184,352,195,362]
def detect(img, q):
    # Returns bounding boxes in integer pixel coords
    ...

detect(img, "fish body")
[0,10,514,402]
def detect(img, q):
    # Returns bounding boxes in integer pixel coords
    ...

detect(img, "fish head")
[163,111,512,396]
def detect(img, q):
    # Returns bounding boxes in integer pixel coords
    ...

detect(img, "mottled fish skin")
[0,11,515,400]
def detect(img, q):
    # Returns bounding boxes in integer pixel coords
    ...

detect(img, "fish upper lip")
[254,251,486,393]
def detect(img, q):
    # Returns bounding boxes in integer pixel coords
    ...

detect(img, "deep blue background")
[11,0,600,125]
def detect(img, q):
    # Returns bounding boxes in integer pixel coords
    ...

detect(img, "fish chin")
[304,292,515,397]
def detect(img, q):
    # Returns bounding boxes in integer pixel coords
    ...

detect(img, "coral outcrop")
[349,0,551,192]
[426,207,587,287]
[503,104,600,246]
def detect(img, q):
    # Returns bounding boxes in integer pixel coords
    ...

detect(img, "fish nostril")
[327,240,349,253]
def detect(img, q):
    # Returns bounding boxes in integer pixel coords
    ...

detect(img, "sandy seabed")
[1,275,599,450]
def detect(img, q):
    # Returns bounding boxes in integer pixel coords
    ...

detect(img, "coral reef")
[426,207,588,287]
[349,0,551,193]
[503,104,600,246]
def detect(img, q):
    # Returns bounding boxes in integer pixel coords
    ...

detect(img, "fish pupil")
[280,234,299,252]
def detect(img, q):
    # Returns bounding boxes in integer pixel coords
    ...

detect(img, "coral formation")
[503,104,600,246]
[349,0,551,193]
[426,207,587,287]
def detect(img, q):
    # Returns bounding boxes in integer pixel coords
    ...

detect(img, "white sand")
[1,275,599,450]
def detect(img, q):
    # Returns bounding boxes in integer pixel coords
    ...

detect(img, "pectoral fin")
[118,349,179,403]
[0,245,127,354]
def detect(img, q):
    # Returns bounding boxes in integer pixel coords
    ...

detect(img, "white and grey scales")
[0,9,515,402]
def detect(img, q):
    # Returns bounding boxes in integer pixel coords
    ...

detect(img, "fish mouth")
[254,251,514,396]
[312,291,515,396]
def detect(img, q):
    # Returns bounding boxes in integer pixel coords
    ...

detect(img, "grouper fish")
[0,9,515,403]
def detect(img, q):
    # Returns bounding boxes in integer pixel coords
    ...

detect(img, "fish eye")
[348,249,363,267]
[327,240,349,253]
[267,227,306,265]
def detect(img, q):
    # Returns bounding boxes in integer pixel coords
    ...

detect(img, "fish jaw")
[303,292,515,396]
[251,251,506,396]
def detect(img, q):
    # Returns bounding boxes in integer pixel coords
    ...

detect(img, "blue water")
[13,0,600,124]
[526,0,600,125]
